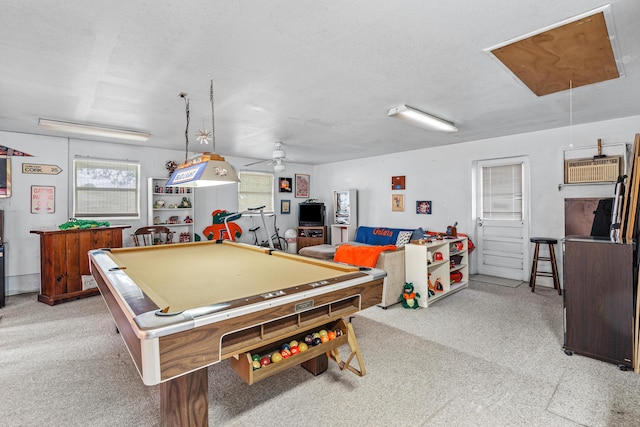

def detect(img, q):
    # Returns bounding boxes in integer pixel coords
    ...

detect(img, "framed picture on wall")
[0,156,11,198]
[279,177,292,193]
[295,174,310,198]
[281,199,291,214]
[392,175,405,190]
[31,185,55,213]
[416,200,431,214]
[392,194,404,212]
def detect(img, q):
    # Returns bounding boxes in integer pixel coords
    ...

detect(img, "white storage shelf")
[404,237,469,308]
[148,177,196,242]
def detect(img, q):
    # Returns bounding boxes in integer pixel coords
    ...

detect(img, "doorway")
[474,156,530,281]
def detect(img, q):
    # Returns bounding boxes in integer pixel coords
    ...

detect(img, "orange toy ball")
[320,335,330,343]
[327,331,336,340]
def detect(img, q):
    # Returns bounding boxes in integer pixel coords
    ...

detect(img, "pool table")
[89,240,385,426]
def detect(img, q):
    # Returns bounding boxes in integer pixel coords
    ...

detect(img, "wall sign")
[22,163,62,175]
[31,185,55,214]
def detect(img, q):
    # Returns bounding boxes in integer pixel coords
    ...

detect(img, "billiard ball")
[319,329,328,337]
[260,356,271,366]
[289,340,299,348]
[312,332,321,339]
[312,337,322,346]
[281,343,290,351]
[298,342,308,352]
[252,360,261,370]
[327,331,336,340]
[280,348,291,359]
[304,335,314,345]
[320,335,329,343]
[290,345,299,355]
[335,329,342,337]
[252,354,261,362]
[271,352,283,363]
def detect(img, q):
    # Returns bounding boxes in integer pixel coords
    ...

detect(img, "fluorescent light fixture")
[38,118,150,142]
[167,152,239,187]
[387,105,458,133]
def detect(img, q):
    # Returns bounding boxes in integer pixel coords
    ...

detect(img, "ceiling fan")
[245,142,287,172]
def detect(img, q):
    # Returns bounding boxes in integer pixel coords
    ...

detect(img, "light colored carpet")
[2,282,640,426]
[470,274,523,288]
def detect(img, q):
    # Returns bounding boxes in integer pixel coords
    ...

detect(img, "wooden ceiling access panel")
[490,11,620,96]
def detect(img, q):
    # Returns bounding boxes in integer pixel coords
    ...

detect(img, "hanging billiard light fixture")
[167,80,239,187]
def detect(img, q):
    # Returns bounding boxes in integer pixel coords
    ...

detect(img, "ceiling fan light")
[274,160,285,172]
[272,148,286,159]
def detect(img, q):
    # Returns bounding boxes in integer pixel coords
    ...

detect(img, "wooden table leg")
[301,353,329,375]
[160,367,209,427]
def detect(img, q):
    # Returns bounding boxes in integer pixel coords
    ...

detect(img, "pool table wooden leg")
[160,367,209,427]
[300,354,329,375]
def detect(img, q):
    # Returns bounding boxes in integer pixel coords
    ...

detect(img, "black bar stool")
[529,237,561,295]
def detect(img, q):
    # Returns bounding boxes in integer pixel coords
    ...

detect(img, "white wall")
[3,115,637,295]
[313,115,640,277]
[0,130,314,295]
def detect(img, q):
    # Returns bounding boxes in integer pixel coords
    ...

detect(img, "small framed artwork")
[416,200,432,214]
[0,156,11,198]
[392,175,405,190]
[281,199,291,214]
[31,185,55,213]
[392,194,404,212]
[279,177,292,193]
[295,174,310,198]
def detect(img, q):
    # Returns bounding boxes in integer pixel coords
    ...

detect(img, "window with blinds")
[238,171,274,213]
[482,163,523,220]
[73,158,140,218]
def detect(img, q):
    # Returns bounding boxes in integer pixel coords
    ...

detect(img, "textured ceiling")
[1,1,640,166]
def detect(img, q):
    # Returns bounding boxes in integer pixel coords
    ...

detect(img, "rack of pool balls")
[251,328,343,370]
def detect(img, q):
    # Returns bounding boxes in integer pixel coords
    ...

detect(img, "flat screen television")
[298,203,325,226]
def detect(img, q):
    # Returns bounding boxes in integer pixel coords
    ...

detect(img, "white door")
[474,157,530,281]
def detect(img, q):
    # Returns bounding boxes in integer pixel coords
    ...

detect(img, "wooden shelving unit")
[297,226,326,252]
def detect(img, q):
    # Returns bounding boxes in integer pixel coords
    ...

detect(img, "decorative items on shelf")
[154,184,191,194]
[154,200,165,209]
[179,197,192,208]
[184,215,193,224]
[179,232,191,243]
[167,215,180,224]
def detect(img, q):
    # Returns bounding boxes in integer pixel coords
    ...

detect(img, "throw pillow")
[410,227,425,240]
[396,231,412,247]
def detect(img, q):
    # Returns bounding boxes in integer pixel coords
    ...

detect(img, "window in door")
[481,163,523,220]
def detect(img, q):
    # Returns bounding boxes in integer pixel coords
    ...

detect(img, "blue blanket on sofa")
[354,226,421,246]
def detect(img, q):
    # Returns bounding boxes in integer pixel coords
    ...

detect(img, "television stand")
[297,226,327,252]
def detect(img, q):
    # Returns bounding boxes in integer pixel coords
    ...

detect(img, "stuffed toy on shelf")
[399,282,420,309]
